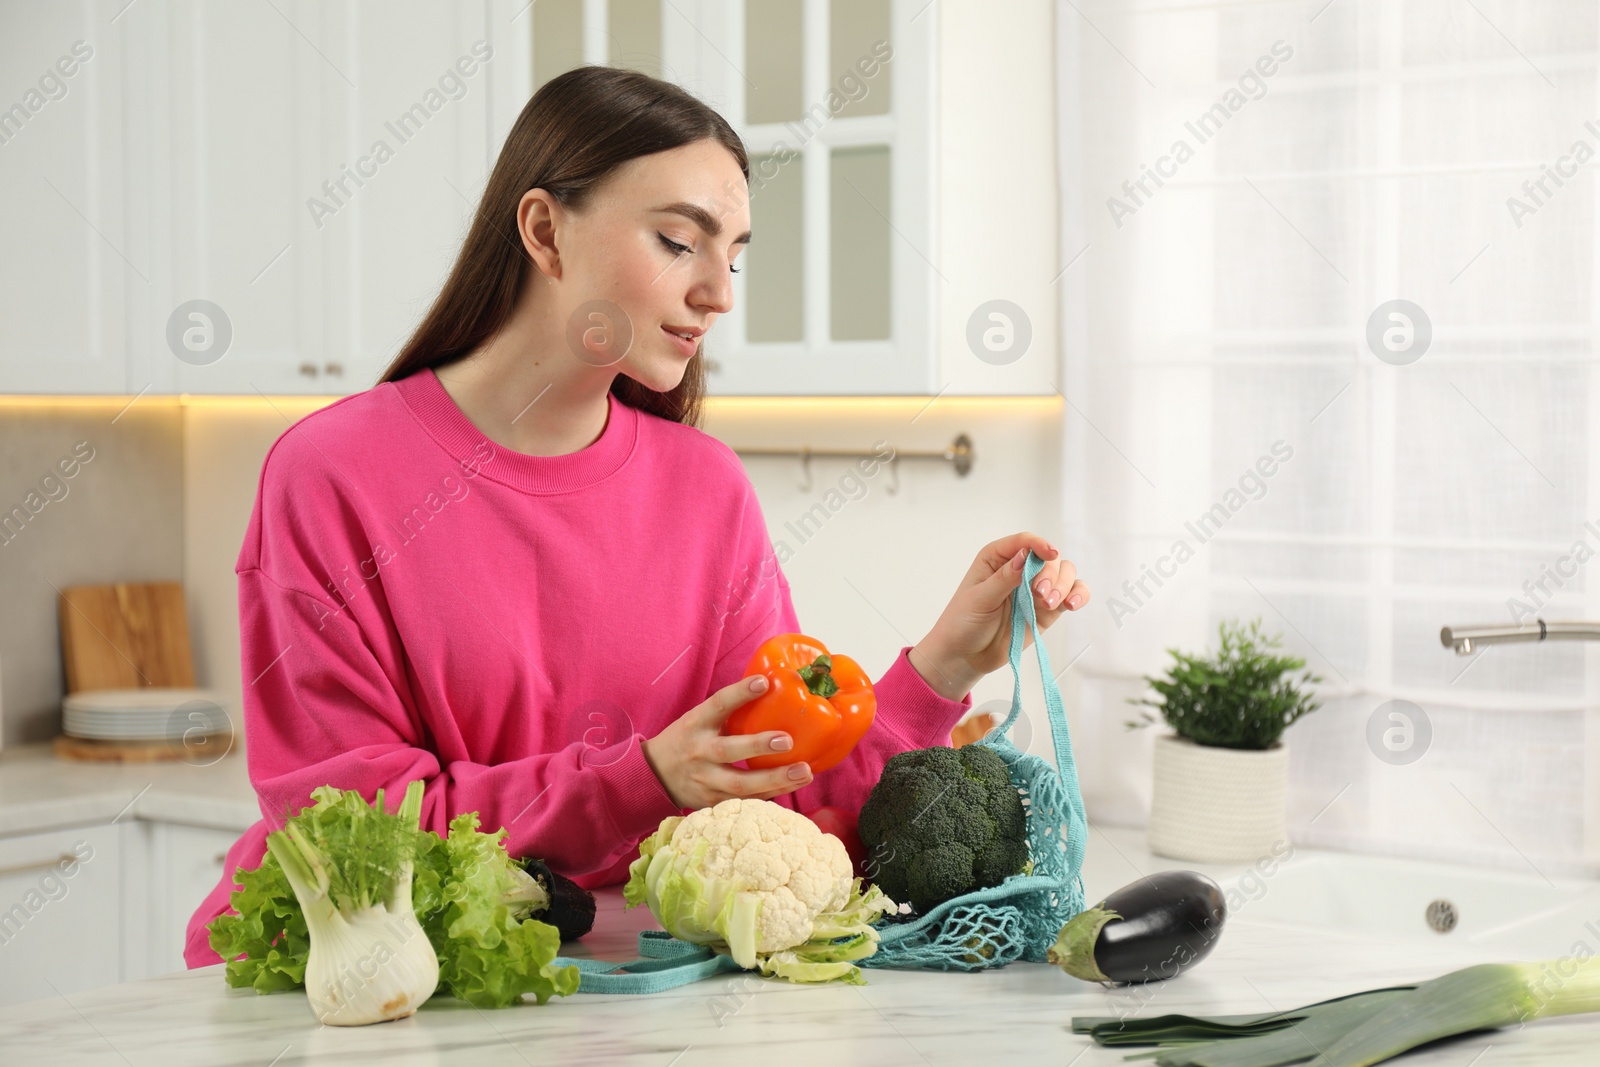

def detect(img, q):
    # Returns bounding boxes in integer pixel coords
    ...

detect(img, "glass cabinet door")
[530,0,934,395]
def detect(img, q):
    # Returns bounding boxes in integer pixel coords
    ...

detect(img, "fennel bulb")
[265,781,439,1025]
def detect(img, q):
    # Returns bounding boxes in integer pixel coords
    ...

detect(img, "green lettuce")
[207,847,308,993]
[412,811,580,1007]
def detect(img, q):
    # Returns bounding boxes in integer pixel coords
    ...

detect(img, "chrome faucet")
[1440,619,1600,655]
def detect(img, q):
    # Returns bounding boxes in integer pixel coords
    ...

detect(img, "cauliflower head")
[624,798,895,979]
[670,798,854,951]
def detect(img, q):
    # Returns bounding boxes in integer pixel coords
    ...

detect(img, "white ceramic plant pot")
[1147,734,1288,863]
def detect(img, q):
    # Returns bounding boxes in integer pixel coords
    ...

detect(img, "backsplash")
[0,404,185,747]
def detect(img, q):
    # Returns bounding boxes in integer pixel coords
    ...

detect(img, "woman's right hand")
[640,674,814,810]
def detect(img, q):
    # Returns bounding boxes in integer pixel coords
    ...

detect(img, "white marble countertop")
[2,819,1596,1065]
[0,742,260,836]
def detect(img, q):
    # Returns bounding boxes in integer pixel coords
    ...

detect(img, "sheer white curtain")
[1055,0,1599,877]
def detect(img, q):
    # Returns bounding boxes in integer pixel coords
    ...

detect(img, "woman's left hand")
[909,532,1089,701]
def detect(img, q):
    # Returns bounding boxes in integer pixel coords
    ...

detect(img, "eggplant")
[521,858,597,941]
[1048,870,1226,984]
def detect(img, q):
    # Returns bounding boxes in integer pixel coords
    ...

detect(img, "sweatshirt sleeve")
[234,428,681,883]
[237,567,681,878]
[707,481,974,818]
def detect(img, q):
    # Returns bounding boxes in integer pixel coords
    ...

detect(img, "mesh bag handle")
[551,930,743,994]
[990,550,1089,875]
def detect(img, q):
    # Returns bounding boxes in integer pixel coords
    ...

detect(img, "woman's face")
[543,139,751,393]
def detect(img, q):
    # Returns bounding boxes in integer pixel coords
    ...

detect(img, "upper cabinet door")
[0,5,134,393]
[150,0,528,396]
[533,0,937,396]
[0,0,531,397]
[142,0,336,396]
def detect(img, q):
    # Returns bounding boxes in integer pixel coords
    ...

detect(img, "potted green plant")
[1127,618,1322,862]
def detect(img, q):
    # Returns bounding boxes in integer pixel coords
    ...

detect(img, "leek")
[1074,957,1600,1067]
[1074,988,1417,1057]
[1307,959,1600,1067]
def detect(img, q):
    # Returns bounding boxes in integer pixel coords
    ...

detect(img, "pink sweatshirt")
[184,367,973,967]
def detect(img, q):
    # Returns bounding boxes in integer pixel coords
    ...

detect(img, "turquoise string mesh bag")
[858,549,1089,971]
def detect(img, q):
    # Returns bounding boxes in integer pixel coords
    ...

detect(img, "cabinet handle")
[298,362,320,377]
[0,853,76,878]
[212,853,227,866]
[323,362,344,376]
[705,358,722,374]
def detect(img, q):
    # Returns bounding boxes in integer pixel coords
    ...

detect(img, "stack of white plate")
[62,688,230,742]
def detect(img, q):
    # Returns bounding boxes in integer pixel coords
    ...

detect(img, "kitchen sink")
[1225,851,1600,958]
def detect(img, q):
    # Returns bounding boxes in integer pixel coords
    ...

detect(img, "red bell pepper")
[722,633,876,775]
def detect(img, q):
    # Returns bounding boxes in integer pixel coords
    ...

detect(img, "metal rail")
[733,434,973,495]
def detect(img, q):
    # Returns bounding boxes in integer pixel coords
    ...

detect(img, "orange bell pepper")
[722,634,876,775]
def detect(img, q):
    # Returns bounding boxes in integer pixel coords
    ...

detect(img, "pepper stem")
[797,654,839,698]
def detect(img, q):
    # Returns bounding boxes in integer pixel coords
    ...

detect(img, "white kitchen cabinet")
[3,0,955,398]
[0,819,247,1004]
[0,0,533,397]
[145,822,244,978]
[147,0,534,397]
[0,824,123,1006]
[0,7,135,393]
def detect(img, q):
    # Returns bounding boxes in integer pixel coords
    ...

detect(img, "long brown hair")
[378,65,749,428]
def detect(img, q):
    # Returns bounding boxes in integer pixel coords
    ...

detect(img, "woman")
[185,65,1088,967]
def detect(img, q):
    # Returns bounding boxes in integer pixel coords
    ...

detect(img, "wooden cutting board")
[51,735,192,762]
[57,581,196,694]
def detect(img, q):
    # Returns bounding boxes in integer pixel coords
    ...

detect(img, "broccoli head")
[856,744,1030,914]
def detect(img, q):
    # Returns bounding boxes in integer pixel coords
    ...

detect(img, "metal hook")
[797,447,812,492]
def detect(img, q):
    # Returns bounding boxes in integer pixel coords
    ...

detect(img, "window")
[1059,0,1599,876]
